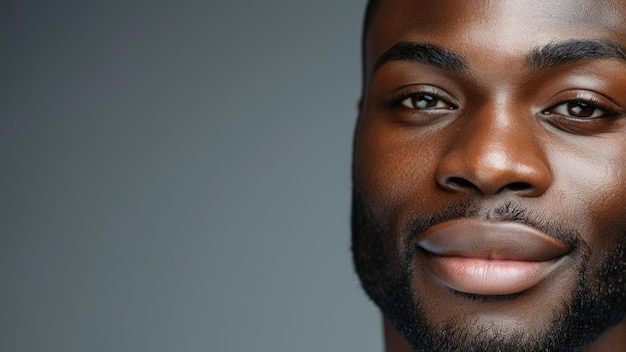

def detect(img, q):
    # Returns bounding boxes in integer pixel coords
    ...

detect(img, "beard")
[351,190,626,352]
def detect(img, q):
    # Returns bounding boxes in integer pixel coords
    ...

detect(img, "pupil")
[415,95,435,109]
[568,101,594,117]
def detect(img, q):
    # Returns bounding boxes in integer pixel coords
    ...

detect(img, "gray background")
[1,1,382,351]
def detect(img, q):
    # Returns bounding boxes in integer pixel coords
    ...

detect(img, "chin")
[352,191,626,352]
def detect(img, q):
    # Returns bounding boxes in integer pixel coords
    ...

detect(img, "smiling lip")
[416,218,571,296]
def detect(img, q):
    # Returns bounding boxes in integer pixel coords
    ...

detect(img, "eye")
[395,91,457,111]
[542,99,610,119]
[539,93,624,134]
[387,86,459,125]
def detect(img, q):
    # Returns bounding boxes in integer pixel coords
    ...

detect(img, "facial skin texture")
[352,1,626,351]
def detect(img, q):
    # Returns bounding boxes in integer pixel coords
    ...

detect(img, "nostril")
[442,177,534,194]
[504,182,533,192]
[446,177,476,190]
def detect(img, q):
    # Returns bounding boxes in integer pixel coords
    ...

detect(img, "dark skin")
[354,0,626,351]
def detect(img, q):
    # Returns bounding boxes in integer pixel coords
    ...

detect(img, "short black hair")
[361,0,380,92]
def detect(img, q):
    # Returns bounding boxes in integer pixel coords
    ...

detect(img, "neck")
[581,321,626,352]
[383,318,412,352]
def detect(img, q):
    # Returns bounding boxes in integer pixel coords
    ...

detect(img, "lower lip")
[423,254,564,296]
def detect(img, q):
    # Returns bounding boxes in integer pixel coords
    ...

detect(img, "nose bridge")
[463,105,524,173]
[436,102,552,196]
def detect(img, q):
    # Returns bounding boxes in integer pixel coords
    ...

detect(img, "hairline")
[361,0,380,97]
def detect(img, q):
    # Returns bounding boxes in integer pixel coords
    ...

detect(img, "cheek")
[551,136,626,255]
[354,120,444,224]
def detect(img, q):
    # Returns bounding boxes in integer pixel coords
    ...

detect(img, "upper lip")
[416,218,571,261]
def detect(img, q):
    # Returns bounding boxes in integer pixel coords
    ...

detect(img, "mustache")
[404,199,581,250]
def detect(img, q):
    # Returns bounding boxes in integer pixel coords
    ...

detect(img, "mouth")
[416,218,572,296]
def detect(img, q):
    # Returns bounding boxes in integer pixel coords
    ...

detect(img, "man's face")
[352,0,626,351]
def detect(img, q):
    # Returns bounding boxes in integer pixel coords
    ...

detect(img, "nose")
[435,106,552,197]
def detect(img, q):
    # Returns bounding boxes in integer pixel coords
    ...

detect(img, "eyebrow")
[374,42,468,74]
[373,39,626,75]
[525,38,626,70]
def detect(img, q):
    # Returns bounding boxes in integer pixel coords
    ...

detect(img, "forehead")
[365,0,626,80]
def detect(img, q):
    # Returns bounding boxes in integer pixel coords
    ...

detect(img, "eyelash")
[387,86,623,133]
[389,88,457,110]
[391,91,617,116]
[541,97,618,119]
